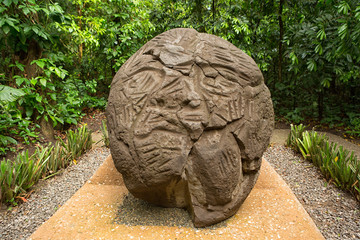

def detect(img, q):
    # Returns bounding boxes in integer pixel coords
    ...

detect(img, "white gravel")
[0,147,110,240]
[264,145,360,240]
[0,145,359,240]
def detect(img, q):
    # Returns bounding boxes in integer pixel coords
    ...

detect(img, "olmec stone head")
[106,28,274,227]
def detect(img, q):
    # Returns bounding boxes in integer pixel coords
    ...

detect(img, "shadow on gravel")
[114,193,227,229]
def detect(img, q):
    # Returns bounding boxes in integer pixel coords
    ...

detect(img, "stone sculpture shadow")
[114,193,227,228]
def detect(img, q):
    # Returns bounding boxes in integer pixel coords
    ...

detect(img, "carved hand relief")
[106,28,274,227]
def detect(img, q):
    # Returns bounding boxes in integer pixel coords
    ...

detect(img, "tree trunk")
[12,39,42,80]
[194,0,204,32]
[278,0,284,82]
[212,0,216,22]
[78,4,83,62]
[318,90,324,120]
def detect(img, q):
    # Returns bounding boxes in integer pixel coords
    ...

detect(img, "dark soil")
[77,109,106,132]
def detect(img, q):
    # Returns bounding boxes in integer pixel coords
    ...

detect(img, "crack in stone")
[107,28,274,227]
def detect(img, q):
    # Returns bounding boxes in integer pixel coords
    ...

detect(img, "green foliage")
[345,113,360,138]
[288,125,360,201]
[45,142,71,177]
[280,0,360,122]
[0,85,24,102]
[286,123,306,151]
[60,125,92,159]
[0,84,38,154]
[0,0,110,155]
[0,150,48,205]
[0,0,360,156]
[0,125,92,205]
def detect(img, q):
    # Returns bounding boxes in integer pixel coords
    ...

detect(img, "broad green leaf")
[39,31,48,40]
[42,8,49,15]
[321,78,331,88]
[3,25,10,34]
[30,78,37,86]
[24,25,31,34]
[307,59,317,71]
[0,85,25,103]
[356,7,360,20]
[5,18,19,32]
[0,135,17,145]
[49,93,56,101]
[315,44,323,55]
[3,0,12,7]
[346,54,352,62]
[316,29,326,40]
[337,1,350,15]
[15,76,25,86]
[26,107,33,117]
[289,52,298,65]
[31,60,45,69]
[338,23,348,39]
[47,83,55,91]
[19,32,26,44]
[32,26,39,35]
[22,7,30,15]
[55,116,64,125]
[40,78,47,87]
[36,105,44,114]
[15,61,24,71]
[54,68,61,78]
[59,69,67,79]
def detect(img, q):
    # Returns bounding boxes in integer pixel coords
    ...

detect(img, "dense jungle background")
[1,0,360,156]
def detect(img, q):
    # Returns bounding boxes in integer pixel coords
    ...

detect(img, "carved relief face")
[106,28,274,226]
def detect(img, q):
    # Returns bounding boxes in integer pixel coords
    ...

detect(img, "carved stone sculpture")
[106,28,274,227]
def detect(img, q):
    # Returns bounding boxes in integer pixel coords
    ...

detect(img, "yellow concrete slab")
[30,155,324,240]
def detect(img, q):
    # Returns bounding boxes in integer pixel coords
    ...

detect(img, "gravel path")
[0,147,110,240]
[264,145,360,240]
[1,144,359,240]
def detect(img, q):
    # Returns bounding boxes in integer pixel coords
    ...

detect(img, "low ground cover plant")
[287,124,360,201]
[0,125,92,206]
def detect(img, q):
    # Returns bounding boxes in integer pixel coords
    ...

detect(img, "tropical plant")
[0,124,93,205]
[0,0,359,156]
[60,125,92,160]
[286,123,306,151]
[287,124,360,201]
[0,150,48,205]
[45,142,71,178]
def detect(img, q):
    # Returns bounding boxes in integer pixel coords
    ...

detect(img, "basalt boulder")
[106,28,274,227]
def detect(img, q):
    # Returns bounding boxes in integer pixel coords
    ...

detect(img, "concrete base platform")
[30,155,324,240]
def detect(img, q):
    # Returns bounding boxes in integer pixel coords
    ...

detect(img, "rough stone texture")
[106,28,274,227]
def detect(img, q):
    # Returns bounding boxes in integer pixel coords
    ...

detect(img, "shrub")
[287,125,360,201]
[286,123,306,151]
[45,142,72,177]
[0,125,92,205]
[60,125,92,160]
[0,150,48,205]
